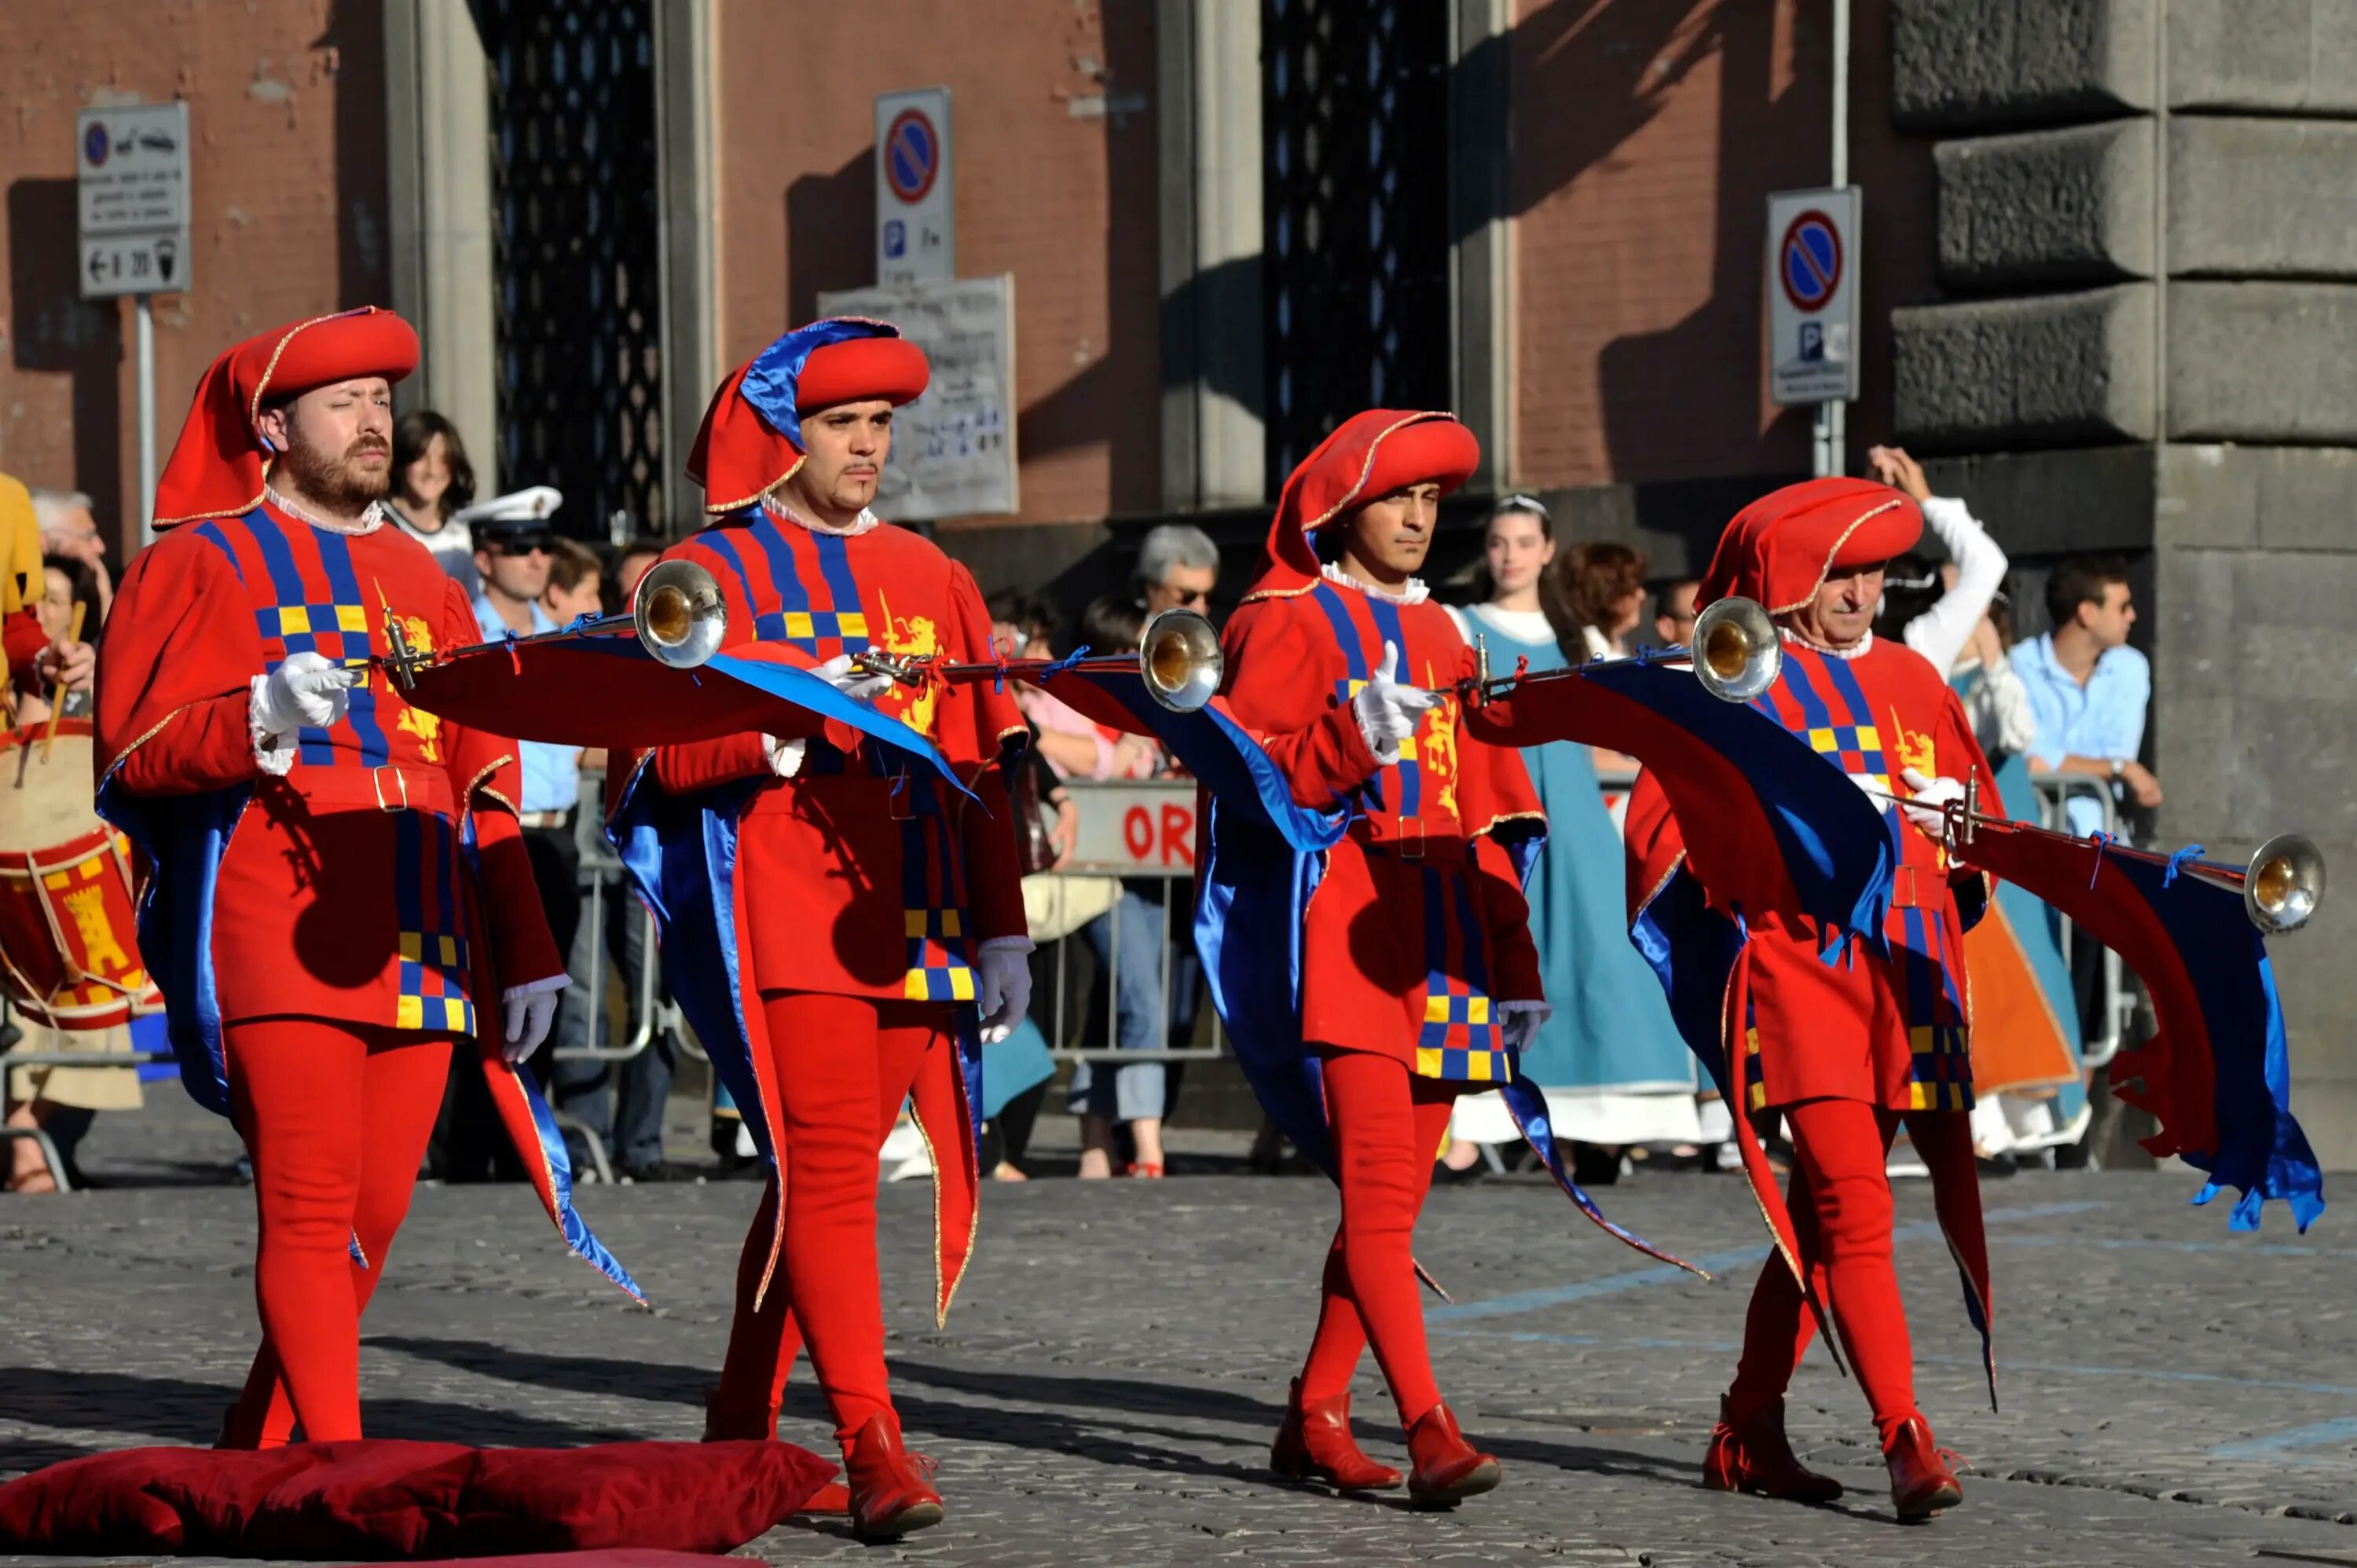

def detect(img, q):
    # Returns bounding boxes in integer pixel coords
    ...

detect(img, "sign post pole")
[135,295,156,546]
[1814,0,1852,478]
[76,98,190,548]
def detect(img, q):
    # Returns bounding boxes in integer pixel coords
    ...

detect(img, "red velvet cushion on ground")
[456,1440,837,1555]
[0,1447,208,1553]
[0,1439,836,1559]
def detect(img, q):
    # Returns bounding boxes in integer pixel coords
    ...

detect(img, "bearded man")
[93,309,631,1448]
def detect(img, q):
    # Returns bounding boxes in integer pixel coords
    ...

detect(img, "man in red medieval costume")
[1211,409,1552,1507]
[608,319,1031,1541]
[1626,476,2001,1520]
[93,308,636,1450]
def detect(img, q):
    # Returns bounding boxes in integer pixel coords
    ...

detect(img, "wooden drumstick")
[38,601,87,762]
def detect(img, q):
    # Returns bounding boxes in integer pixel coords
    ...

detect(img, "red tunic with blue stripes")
[639,507,1027,1001]
[92,502,562,1034]
[1636,635,1994,1116]
[1220,573,1543,1080]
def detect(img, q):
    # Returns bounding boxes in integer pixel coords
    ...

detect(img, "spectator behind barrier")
[609,537,668,615]
[2010,555,2158,836]
[542,537,605,625]
[1550,540,1648,661]
[1135,522,1219,617]
[1062,595,1175,1180]
[29,487,112,620]
[388,409,481,596]
[1654,576,1700,650]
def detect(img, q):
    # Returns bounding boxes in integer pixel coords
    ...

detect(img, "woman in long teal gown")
[1446,500,1697,1155]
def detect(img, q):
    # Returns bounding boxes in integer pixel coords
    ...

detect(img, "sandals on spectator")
[1124,1161,1165,1179]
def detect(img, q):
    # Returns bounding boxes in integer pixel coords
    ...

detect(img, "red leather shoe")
[1883,1415,1964,1522]
[1701,1397,1843,1504]
[844,1413,944,1541]
[1404,1402,1501,1508]
[1270,1378,1403,1491]
[699,1383,777,1443]
[797,1482,850,1515]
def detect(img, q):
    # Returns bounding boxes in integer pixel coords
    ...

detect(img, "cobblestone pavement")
[6,1101,2357,1566]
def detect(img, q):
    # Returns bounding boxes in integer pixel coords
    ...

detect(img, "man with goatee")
[93,308,634,1448]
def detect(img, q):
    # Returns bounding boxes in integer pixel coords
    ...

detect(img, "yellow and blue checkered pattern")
[898,804,980,1005]
[392,812,477,1037]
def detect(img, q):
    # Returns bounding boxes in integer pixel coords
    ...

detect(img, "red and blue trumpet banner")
[1960,822,2322,1232]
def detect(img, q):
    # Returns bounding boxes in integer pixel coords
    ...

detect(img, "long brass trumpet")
[1923,777,2326,935]
[1465,593,1781,706]
[378,559,730,689]
[855,606,1226,713]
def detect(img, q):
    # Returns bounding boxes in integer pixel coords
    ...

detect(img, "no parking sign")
[875,88,953,286]
[1766,186,1860,406]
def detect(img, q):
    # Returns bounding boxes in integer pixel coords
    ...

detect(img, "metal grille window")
[1262,0,1452,493]
[482,0,666,537]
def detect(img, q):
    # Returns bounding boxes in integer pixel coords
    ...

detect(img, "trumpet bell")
[1138,608,1223,713]
[1688,595,1781,703]
[2245,833,2326,934]
[632,559,728,669]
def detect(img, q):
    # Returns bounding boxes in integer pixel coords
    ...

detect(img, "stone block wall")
[1888,0,2357,1164]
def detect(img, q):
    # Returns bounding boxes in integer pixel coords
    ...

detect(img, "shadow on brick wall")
[6,178,123,543]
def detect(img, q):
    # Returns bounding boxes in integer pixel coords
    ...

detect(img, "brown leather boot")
[1701,1396,1843,1504]
[1270,1378,1404,1491]
[1404,1402,1501,1508]
[844,1413,944,1541]
[1883,1415,1964,1522]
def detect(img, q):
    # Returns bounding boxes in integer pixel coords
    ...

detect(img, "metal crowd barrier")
[2025,773,2132,1068]
[1042,779,1223,1064]
[0,1021,172,1193]
[544,771,698,1185]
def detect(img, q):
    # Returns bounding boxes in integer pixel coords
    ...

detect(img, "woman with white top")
[1445,500,1696,1178]
[1869,447,2088,1166]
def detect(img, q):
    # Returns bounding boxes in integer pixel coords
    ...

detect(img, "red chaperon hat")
[1263,409,1479,579]
[687,318,931,514]
[1696,476,1923,615]
[152,307,420,529]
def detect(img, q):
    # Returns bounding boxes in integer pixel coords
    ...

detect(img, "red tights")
[714,992,943,1447]
[1728,1097,1971,1446]
[1296,1050,1458,1428]
[218,1020,453,1447]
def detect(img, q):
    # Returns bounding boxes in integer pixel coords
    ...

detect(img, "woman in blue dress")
[1445,499,1697,1175]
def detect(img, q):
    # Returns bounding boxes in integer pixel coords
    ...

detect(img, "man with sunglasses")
[1135,522,1219,617]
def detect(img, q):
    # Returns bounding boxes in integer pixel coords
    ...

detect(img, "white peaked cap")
[451,485,564,526]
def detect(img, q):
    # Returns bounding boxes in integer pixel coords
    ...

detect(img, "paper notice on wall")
[816,274,1018,521]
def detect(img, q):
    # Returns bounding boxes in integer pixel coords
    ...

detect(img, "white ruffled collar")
[265,485,385,536]
[1782,626,1873,661]
[761,493,879,537]
[1321,561,1428,605]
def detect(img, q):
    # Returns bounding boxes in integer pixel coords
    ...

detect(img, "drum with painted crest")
[0,718,163,1031]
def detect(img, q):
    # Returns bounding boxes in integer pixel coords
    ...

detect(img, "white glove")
[977,941,1033,1044]
[1900,766,1965,843]
[1499,1000,1552,1053]
[251,650,357,740]
[500,986,560,1063]
[1349,640,1443,764]
[815,653,894,703]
